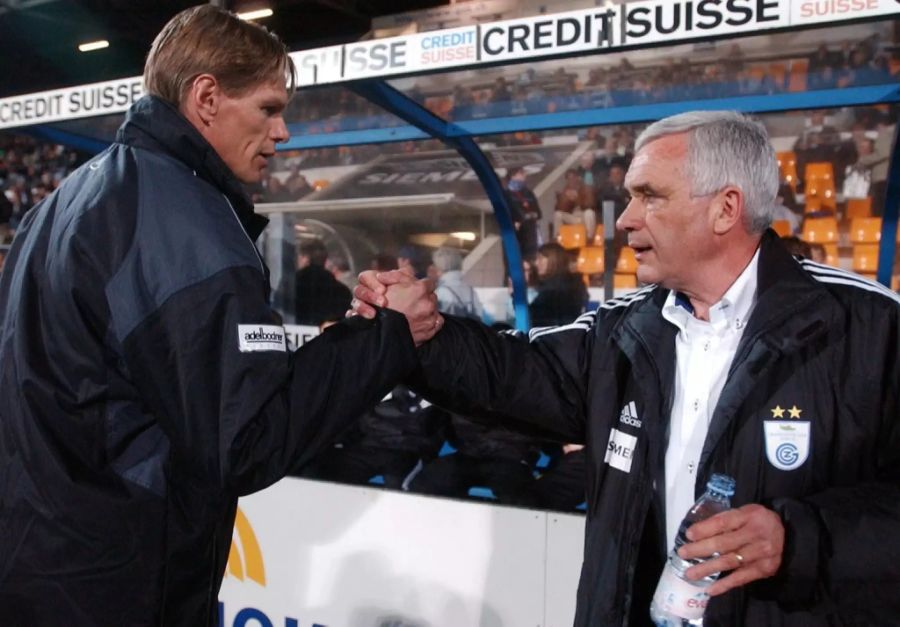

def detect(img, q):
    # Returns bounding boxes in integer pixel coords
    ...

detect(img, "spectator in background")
[596,163,630,220]
[284,166,313,199]
[371,252,398,272]
[793,110,856,189]
[852,122,893,216]
[554,168,597,243]
[398,244,428,279]
[295,239,352,325]
[0,190,13,245]
[529,242,588,327]
[327,254,356,291]
[504,166,542,261]
[576,150,604,189]
[433,246,483,321]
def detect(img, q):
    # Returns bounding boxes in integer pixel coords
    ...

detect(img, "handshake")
[349,268,444,346]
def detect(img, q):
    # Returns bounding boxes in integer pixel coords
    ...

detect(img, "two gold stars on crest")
[771,405,802,419]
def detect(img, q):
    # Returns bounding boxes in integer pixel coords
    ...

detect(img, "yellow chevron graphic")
[225,507,266,586]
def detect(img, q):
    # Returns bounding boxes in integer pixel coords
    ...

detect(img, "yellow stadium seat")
[805,180,837,211]
[849,217,882,244]
[802,217,839,244]
[788,58,808,92]
[576,246,604,276]
[614,246,638,289]
[771,220,792,237]
[557,223,587,250]
[852,243,880,277]
[776,151,798,191]
[312,179,330,191]
[824,243,840,267]
[592,224,606,247]
[845,197,872,219]
[804,162,834,183]
[804,196,823,214]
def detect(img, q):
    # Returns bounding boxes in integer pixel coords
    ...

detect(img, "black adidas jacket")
[413,231,900,626]
[0,96,417,626]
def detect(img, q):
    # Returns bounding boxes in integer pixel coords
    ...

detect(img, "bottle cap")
[707,473,736,497]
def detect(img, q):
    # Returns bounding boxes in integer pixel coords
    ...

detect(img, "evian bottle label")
[651,565,710,620]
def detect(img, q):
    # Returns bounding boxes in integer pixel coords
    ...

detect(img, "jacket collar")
[115,95,269,241]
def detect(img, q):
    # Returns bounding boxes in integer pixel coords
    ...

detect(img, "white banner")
[0,76,143,129]
[0,0,896,130]
[218,478,585,627]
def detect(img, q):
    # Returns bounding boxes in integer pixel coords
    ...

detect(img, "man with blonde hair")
[0,6,438,625]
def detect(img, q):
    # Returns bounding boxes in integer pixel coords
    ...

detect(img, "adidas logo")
[619,401,642,428]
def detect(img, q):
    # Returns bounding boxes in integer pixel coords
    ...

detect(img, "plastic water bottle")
[649,473,736,626]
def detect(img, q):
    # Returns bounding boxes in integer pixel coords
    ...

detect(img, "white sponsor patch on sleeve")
[604,428,637,473]
[238,324,287,353]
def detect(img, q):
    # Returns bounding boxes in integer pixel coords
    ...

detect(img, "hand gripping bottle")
[649,474,736,626]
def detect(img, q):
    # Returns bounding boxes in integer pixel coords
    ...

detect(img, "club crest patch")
[763,420,810,471]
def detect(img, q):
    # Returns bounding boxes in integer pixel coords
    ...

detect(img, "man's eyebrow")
[627,182,656,195]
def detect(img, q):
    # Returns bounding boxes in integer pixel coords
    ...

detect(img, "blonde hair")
[144,5,296,107]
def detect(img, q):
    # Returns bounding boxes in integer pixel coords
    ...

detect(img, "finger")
[678,526,755,562]
[685,509,746,543]
[684,551,746,581]
[350,298,378,320]
[376,270,415,285]
[357,270,388,293]
[353,285,388,308]
[397,266,416,279]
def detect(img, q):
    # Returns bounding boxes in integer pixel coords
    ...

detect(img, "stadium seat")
[852,243,880,277]
[845,197,872,219]
[776,151,799,191]
[805,182,837,211]
[849,217,882,244]
[557,223,587,249]
[805,162,834,183]
[614,247,638,288]
[576,246,604,277]
[592,224,606,246]
[771,219,792,237]
[788,58,808,92]
[801,217,839,244]
[823,243,840,267]
[804,195,823,214]
[312,178,330,191]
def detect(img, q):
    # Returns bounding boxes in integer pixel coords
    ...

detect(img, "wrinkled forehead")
[625,133,690,188]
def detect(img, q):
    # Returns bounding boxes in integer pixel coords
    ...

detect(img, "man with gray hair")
[354,110,900,625]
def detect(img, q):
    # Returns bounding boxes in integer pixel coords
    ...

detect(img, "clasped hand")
[349,269,443,346]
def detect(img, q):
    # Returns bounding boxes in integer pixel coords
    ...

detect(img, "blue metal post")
[877,124,899,287]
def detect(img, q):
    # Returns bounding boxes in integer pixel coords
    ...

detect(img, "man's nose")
[616,197,642,232]
[272,117,290,144]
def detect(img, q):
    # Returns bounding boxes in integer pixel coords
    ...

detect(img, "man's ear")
[182,74,219,127]
[711,185,744,235]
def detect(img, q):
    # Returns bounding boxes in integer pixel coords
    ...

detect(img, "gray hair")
[635,111,778,233]
[432,247,463,273]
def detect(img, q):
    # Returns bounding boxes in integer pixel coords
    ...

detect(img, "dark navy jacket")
[414,233,900,626]
[0,96,417,626]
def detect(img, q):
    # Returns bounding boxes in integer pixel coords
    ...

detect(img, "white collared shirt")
[661,249,760,551]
